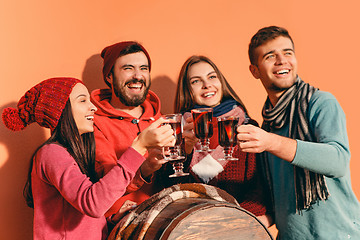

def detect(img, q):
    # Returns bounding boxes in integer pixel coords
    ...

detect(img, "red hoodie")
[90,88,161,217]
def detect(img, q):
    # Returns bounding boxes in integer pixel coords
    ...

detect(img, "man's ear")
[106,74,113,85]
[249,64,260,79]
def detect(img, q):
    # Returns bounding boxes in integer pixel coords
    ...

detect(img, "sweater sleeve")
[93,124,149,217]
[291,91,351,178]
[35,144,144,218]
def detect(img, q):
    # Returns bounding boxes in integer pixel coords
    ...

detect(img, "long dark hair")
[24,100,98,208]
[174,55,248,114]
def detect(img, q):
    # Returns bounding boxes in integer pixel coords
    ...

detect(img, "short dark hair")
[101,41,151,88]
[248,26,294,65]
[108,43,146,85]
[117,43,145,59]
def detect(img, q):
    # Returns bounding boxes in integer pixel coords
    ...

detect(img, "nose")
[133,68,144,80]
[201,79,211,89]
[90,102,97,112]
[275,54,286,65]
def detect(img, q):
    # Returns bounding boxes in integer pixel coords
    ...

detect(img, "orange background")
[1,1,359,239]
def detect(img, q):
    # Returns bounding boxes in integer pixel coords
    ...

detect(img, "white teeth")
[86,116,94,120]
[203,92,215,98]
[127,83,142,89]
[277,70,289,74]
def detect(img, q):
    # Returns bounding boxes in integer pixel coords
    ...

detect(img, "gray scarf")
[261,77,329,213]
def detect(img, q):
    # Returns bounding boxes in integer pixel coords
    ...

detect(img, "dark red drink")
[218,118,239,147]
[192,110,213,139]
[162,113,188,177]
[169,121,182,145]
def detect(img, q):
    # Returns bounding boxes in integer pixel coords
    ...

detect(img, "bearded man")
[91,41,167,224]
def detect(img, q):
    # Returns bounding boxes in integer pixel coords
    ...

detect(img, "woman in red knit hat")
[2,77,174,240]
[168,55,273,227]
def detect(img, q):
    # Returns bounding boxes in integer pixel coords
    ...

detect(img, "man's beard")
[113,78,151,107]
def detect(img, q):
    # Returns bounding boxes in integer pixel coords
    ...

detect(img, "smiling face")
[188,61,223,107]
[69,83,97,135]
[108,51,151,107]
[250,36,298,104]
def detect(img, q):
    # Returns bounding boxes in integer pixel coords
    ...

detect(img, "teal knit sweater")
[267,90,360,239]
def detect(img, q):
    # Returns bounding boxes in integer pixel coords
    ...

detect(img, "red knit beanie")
[101,41,151,87]
[2,77,82,132]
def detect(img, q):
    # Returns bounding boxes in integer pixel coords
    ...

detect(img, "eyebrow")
[207,71,216,76]
[262,48,294,59]
[76,94,87,99]
[121,64,134,68]
[121,64,149,68]
[189,70,216,80]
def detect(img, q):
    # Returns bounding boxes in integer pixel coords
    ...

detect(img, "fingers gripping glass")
[191,108,214,152]
[161,114,189,178]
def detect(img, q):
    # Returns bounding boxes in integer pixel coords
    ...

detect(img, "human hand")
[131,118,175,155]
[237,124,297,162]
[110,200,137,223]
[237,124,272,153]
[182,112,198,154]
[139,148,167,179]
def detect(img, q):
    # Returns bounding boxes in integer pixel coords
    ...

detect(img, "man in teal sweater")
[237,26,360,239]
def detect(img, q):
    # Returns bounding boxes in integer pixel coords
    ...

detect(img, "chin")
[208,101,221,108]
[79,129,94,135]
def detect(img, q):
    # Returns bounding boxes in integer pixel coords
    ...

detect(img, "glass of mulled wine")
[191,108,214,152]
[161,113,189,178]
[217,116,239,160]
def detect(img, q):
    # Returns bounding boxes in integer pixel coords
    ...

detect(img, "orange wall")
[1,1,359,239]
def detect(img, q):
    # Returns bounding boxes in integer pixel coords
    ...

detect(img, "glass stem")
[172,161,183,173]
[223,146,233,158]
[200,138,210,150]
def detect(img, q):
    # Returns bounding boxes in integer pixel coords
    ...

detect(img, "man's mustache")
[125,79,146,87]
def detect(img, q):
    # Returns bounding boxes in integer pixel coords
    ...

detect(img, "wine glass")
[162,113,189,178]
[191,108,214,152]
[217,116,239,160]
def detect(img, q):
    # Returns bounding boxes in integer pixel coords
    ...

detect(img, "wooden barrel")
[108,183,273,240]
